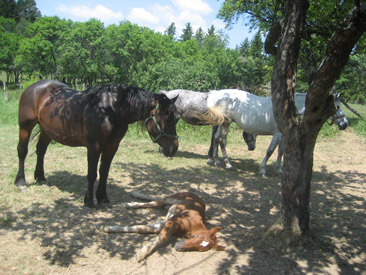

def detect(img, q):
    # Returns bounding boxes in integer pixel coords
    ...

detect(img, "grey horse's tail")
[194,106,230,125]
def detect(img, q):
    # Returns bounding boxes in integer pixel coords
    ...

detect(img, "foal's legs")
[259,132,282,177]
[14,120,37,189]
[34,129,52,183]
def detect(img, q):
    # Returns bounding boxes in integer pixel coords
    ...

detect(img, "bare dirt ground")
[0,128,365,275]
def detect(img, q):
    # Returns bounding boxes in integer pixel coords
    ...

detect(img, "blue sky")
[35,0,254,48]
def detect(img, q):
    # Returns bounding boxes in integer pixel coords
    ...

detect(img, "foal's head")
[145,94,179,157]
[174,227,225,252]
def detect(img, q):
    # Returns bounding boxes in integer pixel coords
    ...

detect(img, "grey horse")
[160,89,256,168]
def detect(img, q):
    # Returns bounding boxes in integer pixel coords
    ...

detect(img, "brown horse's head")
[174,227,225,252]
[145,94,179,157]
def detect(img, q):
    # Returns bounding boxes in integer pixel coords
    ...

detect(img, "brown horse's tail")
[194,106,230,125]
[30,124,41,143]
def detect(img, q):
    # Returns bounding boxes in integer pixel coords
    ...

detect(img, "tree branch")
[264,19,282,55]
[305,3,366,128]
[341,98,364,119]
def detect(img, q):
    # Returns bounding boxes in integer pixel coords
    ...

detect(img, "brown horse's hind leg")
[14,121,37,190]
[34,129,52,183]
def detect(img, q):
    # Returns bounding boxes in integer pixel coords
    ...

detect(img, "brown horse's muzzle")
[160,138,178,158]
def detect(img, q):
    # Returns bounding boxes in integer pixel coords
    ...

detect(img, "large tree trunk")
[271,1,366,235]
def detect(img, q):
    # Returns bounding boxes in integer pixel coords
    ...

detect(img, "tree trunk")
[272,0,366,235]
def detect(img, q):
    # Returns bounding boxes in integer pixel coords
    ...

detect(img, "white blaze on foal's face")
[200,240,209,248]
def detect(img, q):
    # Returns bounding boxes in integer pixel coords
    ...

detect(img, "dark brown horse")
[14,80,179,207]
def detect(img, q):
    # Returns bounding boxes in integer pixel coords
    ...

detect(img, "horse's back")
[207,89,277,134]
[162,89,209,124]
[18,80,69,124]
[165,89,208,113]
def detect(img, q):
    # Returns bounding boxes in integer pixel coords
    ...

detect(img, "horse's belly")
[45,129,86,147]
[39,120,87,147]
[235,114,277,135]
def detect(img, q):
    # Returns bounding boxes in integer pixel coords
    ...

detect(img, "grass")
[0,94,365,274]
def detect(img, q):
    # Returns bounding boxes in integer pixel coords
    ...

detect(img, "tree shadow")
[3,160,365,273]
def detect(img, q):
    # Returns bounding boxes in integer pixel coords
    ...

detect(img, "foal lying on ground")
[103,192,224,262]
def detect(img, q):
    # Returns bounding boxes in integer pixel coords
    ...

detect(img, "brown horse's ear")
[156,93,171,109]
[209,227,222,235]
[171,95,179,103]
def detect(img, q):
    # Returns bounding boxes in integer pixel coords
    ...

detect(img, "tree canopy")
[0,1,364,103]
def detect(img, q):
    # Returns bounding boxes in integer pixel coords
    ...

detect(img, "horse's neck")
[295,93,306,114]
[123,90,153,123]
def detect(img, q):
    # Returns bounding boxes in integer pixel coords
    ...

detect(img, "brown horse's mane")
[81,84,155,122]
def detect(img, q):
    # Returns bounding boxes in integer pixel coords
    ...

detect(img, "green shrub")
[0,98,18,125]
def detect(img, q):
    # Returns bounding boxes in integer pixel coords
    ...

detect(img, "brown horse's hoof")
[36,180,48,185]
[84,200,96,208]
[97,197,110,204]
[18,185,27,192]
[15,179,27,192]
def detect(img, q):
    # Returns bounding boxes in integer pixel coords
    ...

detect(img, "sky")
[35,0,254,48]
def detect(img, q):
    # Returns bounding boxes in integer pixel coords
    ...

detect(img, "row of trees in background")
[0,11,271,94]
[0,0,365,103]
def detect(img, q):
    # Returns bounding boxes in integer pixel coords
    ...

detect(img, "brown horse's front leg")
[96,145,119,205]
[85,147,101,208]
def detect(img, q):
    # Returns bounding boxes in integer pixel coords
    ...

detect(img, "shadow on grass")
[2,161,365,274]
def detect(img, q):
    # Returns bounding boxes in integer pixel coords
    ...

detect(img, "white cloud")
[173,0,213,15]
[56,4,123,23]
[212,19,226,30]
[152,4,175,24]
[128,8,159,24]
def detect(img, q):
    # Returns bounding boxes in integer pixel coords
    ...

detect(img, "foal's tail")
[194,106,230,126]
[130,191,160,201]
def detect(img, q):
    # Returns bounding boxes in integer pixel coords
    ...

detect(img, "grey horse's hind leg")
[218,124,233,170]
[259,132,282,177]
[208,126,222,167]
[275,135,284,175]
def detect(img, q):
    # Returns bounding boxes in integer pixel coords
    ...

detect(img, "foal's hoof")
[136,253,145,263]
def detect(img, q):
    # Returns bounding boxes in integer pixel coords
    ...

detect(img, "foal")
[103,192,224,262]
